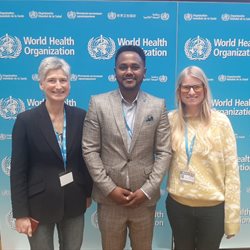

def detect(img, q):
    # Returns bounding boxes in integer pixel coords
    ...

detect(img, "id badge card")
[59,171,73,187]
[180,170,195,184]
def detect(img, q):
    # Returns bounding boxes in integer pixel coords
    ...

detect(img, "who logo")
[88,35,116,60]
[2,156,11,176]
[184,36,212,61]
[6,210,16,230]
[0,96,25,120]
[0,34,22,59]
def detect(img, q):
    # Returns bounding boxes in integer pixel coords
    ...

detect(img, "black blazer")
[10,102,92,224]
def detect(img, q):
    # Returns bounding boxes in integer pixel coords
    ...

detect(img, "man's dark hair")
[115,45,146,66]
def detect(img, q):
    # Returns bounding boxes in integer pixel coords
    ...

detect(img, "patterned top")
[167,109,240,235]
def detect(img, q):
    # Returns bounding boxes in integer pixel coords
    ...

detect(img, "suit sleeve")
[141,100,172,198]
[10,114,30,218]
[82,97,117,197]
[77,108,93,198]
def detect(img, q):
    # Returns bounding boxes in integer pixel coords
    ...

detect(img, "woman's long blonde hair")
[171,66,213,155]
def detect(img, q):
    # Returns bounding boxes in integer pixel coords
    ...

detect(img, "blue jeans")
[166,195,224,250]
[28,215,84,250]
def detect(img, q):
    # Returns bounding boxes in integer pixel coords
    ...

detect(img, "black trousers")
[166,195,224,250]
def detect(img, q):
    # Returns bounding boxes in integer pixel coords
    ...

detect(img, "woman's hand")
[15,217,32,237]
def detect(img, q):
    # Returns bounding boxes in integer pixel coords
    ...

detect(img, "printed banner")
[0,1,249,249]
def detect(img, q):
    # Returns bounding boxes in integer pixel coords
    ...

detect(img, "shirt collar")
[118,89,140,105]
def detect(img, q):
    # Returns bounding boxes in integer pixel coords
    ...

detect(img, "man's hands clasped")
[108,187,147,208]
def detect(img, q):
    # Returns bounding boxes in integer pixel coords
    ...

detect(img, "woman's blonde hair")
[171,66,213,155]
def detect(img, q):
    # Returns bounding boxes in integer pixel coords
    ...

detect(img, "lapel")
[129,91,147,152]
[37,102,63,162]
[109,90,148,154]
[65,104,74,158]
[109,90,129,152]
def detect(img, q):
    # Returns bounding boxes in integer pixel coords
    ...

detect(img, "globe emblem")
[6,210,16,230]
[88,35,116,60]
[107,12,116,20]
[32,74,39,81]
[185,36,212,61]
[0,134,11,140]
[2,156,11,176]
[29,11,38,19]
[161,12,169,21]
[221,14,230,21]
[184,13,193,21]
[218,75,227,82]
[108,74,116,82]
[159,75,168,83]
[0,34,22,59]
[70,74,78,81]
[0,96,25,119]
[0,134,6,140]
[67,11,76,19]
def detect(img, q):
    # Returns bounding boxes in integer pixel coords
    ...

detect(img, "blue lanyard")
[54,111,67,170]
[185,123,196,167]
[122,108,133,139]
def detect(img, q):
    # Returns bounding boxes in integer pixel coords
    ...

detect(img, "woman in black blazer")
[10,57,92,250]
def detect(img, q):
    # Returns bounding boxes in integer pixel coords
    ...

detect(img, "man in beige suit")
[82,45,172,250]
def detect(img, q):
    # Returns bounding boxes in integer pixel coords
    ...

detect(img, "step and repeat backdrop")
[0,1,250,249]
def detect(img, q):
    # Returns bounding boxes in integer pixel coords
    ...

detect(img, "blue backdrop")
[0,1,249,249]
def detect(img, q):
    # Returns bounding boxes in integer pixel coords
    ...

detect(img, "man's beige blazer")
[82,90,172,206]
